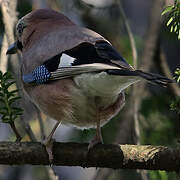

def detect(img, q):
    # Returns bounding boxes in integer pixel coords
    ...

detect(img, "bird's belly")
[68,73,128,128]
[24,76,126,129]
[69,90,122,128]
[74,72,140,97]
[66,72,138,128]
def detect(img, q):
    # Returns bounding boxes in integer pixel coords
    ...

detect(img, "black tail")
[135,70,174,87]
[106,69,174,87]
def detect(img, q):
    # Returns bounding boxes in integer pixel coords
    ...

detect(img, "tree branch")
[159,48,180,97]
[117,0,138,69]
[0,0,18,73]
[116,0,141,146]
[0,142,179,171]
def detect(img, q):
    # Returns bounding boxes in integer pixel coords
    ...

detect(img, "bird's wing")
[22,24,132,74]
[63,40,133,70]
[21,22,173,87]
[50,63,120,80]
[22,25,108,74]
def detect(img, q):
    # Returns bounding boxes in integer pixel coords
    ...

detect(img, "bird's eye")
[18,29,23,34]
[17,22,25,37]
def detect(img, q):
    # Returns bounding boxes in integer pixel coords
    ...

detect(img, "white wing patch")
[59,53,76,67]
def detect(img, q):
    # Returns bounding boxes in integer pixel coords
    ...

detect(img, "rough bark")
[0,142,179,171]
[0,0,18,73]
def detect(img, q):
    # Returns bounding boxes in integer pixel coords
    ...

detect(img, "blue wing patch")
[23,65,51,84]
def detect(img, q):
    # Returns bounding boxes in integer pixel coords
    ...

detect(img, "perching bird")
[7,9,172,162]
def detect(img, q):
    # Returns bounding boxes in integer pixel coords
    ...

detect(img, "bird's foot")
[43,138,55,164]
[85,134,103,165]
[88,134,103,151]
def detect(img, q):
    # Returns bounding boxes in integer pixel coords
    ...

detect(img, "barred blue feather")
[23,65,51,84]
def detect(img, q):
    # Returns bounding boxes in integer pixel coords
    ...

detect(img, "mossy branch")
[0,142,179,171]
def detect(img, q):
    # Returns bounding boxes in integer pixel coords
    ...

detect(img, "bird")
[6,9,173,162]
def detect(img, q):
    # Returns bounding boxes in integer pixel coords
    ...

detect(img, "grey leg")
[88,107,103,150]
[43,121,61,163]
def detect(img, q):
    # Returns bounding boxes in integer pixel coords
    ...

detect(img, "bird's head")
[6,14,29,54]
[6,9,74,55]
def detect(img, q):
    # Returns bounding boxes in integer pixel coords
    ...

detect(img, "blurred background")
[0,0,180,179]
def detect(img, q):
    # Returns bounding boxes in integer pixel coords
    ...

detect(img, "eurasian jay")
[6,9,172,162]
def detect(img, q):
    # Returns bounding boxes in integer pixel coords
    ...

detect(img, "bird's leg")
[88,120,103,150]
[88,105,103,150]
[43,121,61,163]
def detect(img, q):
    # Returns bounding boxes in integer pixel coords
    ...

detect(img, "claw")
[43,138,55,164]
[88,134,103,151]
[42,122,61,164]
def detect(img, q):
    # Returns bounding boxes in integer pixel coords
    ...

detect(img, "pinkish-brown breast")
[23,78,125,129]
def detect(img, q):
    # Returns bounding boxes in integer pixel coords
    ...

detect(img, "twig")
[0,142,179,171]
[0,34,8,73]
[46,167,58,180]
[9,122,22,142]
[0,0,18,72]
[0,0,17,73]
[0,0,17,44]
[116,0,141,144]
[20,115,37,142]
[117,1,164,179]
[116,0,138,69]
[133,0,165,111]
[159,48,180,97]
[36,108,46,140]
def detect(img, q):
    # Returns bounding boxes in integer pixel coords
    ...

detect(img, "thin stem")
[44,122,61,145]
[36,108,46,140]
[116,0,140,145]
[117,0,138,68]
[159,48,180,97]
[20,115,37,142]
[9,122,22,142]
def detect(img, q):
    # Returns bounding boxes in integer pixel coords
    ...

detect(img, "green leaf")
[162,6,174,15]
[14,112,23,116]
[0,110,6,114]
[0,71,2,78]
[174,25,178,32]
[170,25,174,32]
[177,76,180,82]
[2,72,12,81]
[0,70,23,124]
[1,106,8,112]
[2,117,10,123]
[12,107,23,112]
[0,98,6,104]
[163,2,180,40]
[9,89,18,94]
[8,96,21,105]
[178,29,180,39]
[167,17,174,26]
[5,81,16,89]
[11,115,18,121]
[7,89,19,99]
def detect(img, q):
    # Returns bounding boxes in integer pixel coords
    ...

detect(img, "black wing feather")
[65,41,133,69]
[43,41,132,71]
[107,69,174,87]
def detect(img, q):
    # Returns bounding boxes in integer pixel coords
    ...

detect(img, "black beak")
[6,41,18,54]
